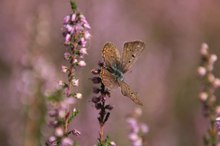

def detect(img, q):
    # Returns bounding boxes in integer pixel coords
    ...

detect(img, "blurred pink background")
[1,0,220,146]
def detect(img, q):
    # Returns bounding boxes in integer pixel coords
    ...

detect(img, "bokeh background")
[1,0,220,146]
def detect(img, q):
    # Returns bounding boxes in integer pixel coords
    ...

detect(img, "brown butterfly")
[100,41,145,105]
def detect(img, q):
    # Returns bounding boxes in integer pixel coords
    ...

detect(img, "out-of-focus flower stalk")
[127,108,148,146]
[46,0,91,145]
[197,43,220,146]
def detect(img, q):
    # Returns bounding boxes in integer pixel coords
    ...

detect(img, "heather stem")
[99,124,104,144]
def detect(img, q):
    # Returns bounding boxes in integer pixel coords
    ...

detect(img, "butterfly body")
[100,41,145,105]
[107,64,124,81]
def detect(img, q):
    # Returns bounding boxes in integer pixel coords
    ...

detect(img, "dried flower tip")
[75,93,82,99]
[98,61,104,67]
[55,127,64,137]
[105,104,113,110]
[78,60,86,67]
[199,92,208,101]
[91,97,100,103]
[197,66,207,77]
[93,87,100,94]
[61,137,73,146]
[79,48,88,55]
[91,77,101,84]
[209,54,218,64]
[213,78,220,88]
[61,65,68,73]
[71,129,81,136]
[200,43,209,56]
[71,79,79,86]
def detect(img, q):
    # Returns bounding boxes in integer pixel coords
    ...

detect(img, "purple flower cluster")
[91,62,114,144]
[63,12,91,68]
[46,5,91,146]
[127,108,148,146]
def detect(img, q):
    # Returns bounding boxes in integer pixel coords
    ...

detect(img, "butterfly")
[100,41,145,105]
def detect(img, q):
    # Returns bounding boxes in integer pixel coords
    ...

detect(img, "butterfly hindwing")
[121,41,145,73]
[100,67,120,89]
[102,42,121,69]
[119,81,143,105]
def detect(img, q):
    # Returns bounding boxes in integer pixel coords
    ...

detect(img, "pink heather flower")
[199,92,208,101]
[210,54,218,64]
[197,66,207,77]
[80,48,88,55]
[200,43,209,56]
[83,23,91,29]
[55,127,64,137]
[64,52,71,60]
[140,123,149,133]
[65,34,71,45]
[213,78,220,88]
[73,58,78,64]
[84,31,91,39]
[78,60,86,67]
[64,15,71,24]
[61,137,73,146]
[75,93,82,99]
[58,80,65,87]
[48,136,56,143]
[65,24,74,33]
[58,109,66,118]
[80,37,87,47]
[110,141,116,146]
[65,98,75,105]
[61,65,68,73]
[71,13,76,22]
[129,133,139,141]
[71,79,79,86]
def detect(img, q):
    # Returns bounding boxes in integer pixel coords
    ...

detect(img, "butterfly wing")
[119,81,143,105]
[100,67,120,89]
[121,41,145,73]
[102,42,121,69]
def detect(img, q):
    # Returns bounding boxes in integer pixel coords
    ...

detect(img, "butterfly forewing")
[119,81,143,105]
[100,67,120,89]
[102,43,121,69]
[121,41,145,73]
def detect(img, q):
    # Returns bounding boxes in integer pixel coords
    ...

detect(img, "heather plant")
[197,43,220,146]
[46,0,91,145]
